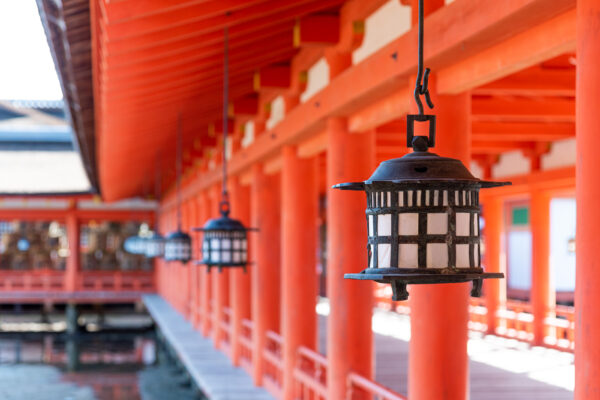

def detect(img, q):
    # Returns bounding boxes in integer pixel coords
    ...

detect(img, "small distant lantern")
[144,231,165,258]
[194,198,253,272]
[334,0,509,301]
[195,27,254,272]
[124,235,144,255]
[164,230,191,263]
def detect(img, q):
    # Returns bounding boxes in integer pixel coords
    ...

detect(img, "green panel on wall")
[512,207,529,226]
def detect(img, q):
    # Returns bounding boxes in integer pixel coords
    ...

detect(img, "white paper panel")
[378,243,391,268]
[427,213,448,234]
[378,214,392,236]
[456,244,470,268]
[456,213,470,236]
[399,213,418,235]
[427,243,448,268]
[398,243,418,268]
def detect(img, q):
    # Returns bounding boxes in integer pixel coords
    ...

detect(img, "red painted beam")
[294,13,340,47]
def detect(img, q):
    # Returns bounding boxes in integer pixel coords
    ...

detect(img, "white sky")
[0,1,63,100]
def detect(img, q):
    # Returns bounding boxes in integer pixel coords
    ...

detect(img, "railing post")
[281,146,318,400]
[531,191,553,346]
[251,164,281,385]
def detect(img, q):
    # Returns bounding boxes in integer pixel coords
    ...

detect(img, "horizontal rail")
[347,372,407,400]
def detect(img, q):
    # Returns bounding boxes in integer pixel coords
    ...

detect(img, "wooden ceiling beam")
[472,96,575,123]
[474,67,575,97]
[472,121,574,141]
[294,13,340,47]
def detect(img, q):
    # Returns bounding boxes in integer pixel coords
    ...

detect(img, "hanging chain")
[176,113,183,230]
[220,27,231,217]
[414,0,434,115]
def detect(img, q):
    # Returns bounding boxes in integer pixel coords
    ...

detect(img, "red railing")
[346,372,407,400]
[494,299,534,342]
[468,297,488,332]
[78,271,155,292]
[220,306,233,356]
[293,346,328,400]
[263,330,284,398]
[544,304,575,352]
[0,269,65,291]
[239,318,253,374]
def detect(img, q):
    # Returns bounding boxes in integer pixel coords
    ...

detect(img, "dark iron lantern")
[164,230,191,263]
[194,198,252,272]
[194,27,254,272]
[333,0,509,301]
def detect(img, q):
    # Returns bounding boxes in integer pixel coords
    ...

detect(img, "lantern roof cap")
[334,150,510,190]
[165,230,191,240]
[195,215,249,232]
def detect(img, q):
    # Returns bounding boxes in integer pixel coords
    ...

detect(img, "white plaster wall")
[300,58,329,103]
[541,138,576,170]
[352,0,411,64]
[266,96,285,130]
[492,151,530,178]
[241,121,255,148]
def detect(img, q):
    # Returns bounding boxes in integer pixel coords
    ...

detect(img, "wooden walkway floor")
[143,295,274,400]
[318,304,574,400]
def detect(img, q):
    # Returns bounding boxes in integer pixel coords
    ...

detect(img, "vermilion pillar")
[531,192,553,346]
[482,196,504,335]
[211,185,230,348]
[327,118,374,400]
[281,146,318,400]
[575,1,600,396]
[409,86,471,400]
[251,164,281,385]
[188,199,199,327]
[230,176,252,366]
[200,190,213,337]
[65,210,79,292]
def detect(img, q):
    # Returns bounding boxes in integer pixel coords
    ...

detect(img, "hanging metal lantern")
[164,230,191,263]
[334,0,509,301]
[194,198,253,272]
[124,235,144,255]
[194,27,254,272]
[144,231,165,258]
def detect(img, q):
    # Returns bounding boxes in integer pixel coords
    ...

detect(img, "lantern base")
[344,269,503,301]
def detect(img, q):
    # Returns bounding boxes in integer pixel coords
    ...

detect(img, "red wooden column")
[531,191,553,346]
[251,164,281,385]
[199,190,213,337]
[211,185,230,348]
[188,199,199,327]
[575,1,600,396]
[408,84,472,400]
[482,196,504,335]
[326,118,374,400]
[229,176,252,366]
[281,146,318,400]
[65,208,79,292]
